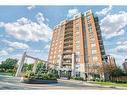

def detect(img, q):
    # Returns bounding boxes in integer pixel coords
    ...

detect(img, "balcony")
[62,62,72,66]
[64,41,73,45]
[63,57,72,60]
[63,45,73,49]
[64,32,73,36]
[65,28,73,32]
[64,36,73,40]
[63,51,72,54]
[64,34,73,38]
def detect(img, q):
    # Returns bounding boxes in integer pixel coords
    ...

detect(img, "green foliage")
[0,58,18,73]
[23,71,57,80]
[23,70,35,79]
[104,64,125,80]
[71,76,84,80]
[35,61,47,73]
[23,64,34,72]
[23,61,58,80]
[48,69,59,78]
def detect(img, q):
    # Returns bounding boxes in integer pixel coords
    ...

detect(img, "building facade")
[48,10,106,79]
[106,55,117,67]
[123,59,127,72]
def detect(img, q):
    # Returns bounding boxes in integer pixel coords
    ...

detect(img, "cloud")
[114,40,127,53]
[27,5,35,10]
[44,44,50,50]
[67,8,79,18]
[0,50,8,57]
[2,40,29,49]
[36,12,45,24]
[0,12,52,42]
[96,6,112,16]
[100,11,127,39]
[6,47,14,52]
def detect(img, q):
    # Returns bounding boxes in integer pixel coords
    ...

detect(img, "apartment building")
[106,55,117,67]
[123,59,127,72]
[48,10,106,79]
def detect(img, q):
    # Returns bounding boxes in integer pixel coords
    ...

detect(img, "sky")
[0,6,127,66]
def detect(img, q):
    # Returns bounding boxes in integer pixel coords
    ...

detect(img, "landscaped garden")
[0,58,18,76]
[21,61,59,84]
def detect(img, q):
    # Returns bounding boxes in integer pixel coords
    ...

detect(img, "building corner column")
[71,53,75,77]
[58,54,62,77]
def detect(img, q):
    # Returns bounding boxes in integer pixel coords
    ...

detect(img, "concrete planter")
[22,78,58,84]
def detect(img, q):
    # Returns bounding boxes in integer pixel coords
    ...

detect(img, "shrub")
[23,70,57,80]
[71,76,84,81]
[23,70,35,79]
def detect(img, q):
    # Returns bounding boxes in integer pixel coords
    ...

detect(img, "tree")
[35,61,47,74]
[23,63,34,72]
[102,64,124,80]
[0,58,18,73]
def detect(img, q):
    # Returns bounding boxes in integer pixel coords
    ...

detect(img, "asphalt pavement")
[0,75,126,90]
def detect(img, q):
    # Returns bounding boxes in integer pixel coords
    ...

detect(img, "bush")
[71,76,84,81]
[23,70,35,79]
[23,70,57,80]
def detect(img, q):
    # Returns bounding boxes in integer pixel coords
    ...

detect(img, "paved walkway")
[0,75,127,90]
[59,79,127,90]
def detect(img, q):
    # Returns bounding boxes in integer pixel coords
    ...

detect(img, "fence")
[110,76,127,81]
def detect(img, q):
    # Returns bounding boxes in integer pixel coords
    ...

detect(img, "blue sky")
[0,6,127,66]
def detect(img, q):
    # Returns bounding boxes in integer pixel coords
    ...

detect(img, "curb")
[58,79,127,89]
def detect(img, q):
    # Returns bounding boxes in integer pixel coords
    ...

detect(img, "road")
[0,75,126,90]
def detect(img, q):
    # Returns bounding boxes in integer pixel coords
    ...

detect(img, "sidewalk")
[58,79,127,89]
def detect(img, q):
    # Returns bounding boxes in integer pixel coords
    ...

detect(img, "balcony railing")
[63,45,73,49]
[64,36,73,40]
[64,32,73,36]
[62,62,72,65]
[64,42,73,45]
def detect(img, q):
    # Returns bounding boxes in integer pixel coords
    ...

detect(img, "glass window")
[76,40,80,44]
[76,57,80,62]
[75,52,80,57]
[88,27,92,32]
[86,15,91,19]
[90,43,96,47]
[93,56,98,61]
[92,50,97,55]
[76,45,80,49]
[76,27,79,31]
[76,35,80,40]
[88,23,92,27]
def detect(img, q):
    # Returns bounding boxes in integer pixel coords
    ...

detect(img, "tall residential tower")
[48,10,106,78]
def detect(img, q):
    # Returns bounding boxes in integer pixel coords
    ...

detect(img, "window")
[64,60,71,63]
[76,27,79,31]
[93,56,98,61]
[90,38,95,42]
[92,50,97,55]
[76,45,80,50]
[86,15,91,20]
[88,27,92,32]
[90,43,96,48]
[76,57,80,62]
[88,23,92,27]
[75,52,80,55]
[89,32,94,37]
[76,19,79,23]
[76,40,80,44]
[76,35,80,40]
[87,18,91,24]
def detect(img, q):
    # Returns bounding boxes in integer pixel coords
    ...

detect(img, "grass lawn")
[89,81,127,87]
[0,72,14,76]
